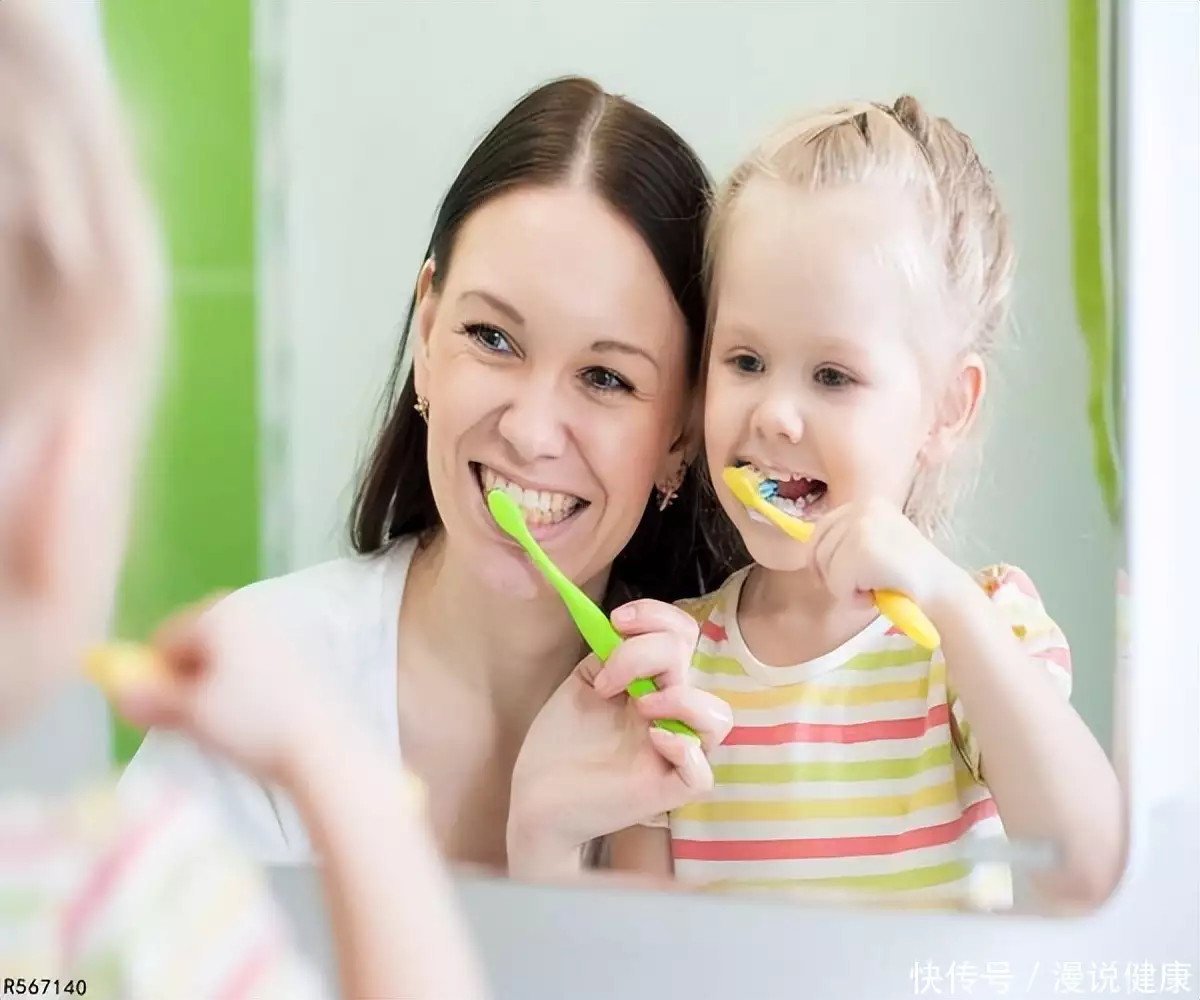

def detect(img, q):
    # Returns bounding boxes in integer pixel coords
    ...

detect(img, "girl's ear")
[923,351,985,464]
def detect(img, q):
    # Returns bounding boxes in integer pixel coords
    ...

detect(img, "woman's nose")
[496,388,570,464]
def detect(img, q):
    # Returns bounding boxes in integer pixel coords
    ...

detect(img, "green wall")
[100,0,259,764]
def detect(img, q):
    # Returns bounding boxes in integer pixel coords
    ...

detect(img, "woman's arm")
[928,575,1125,907]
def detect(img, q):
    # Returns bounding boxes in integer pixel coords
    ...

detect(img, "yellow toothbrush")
[722,466,941,649]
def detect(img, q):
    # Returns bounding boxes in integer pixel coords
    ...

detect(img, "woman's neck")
[403,532,603,722]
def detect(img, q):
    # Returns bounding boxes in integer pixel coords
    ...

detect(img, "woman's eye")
[582,367,634,394]
[729,352,765,374]
[814,366,854,388]
[463,322,515,355]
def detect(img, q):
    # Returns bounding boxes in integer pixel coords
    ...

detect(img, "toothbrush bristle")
[758,478,778,499]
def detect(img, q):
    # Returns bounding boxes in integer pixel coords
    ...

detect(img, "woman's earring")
[655,469,685,512]
[414,395,430,422]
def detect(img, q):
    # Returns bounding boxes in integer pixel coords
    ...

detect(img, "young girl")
[610,96,1123,911]
[0,4,485,997]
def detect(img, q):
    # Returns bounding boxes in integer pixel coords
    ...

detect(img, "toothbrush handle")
[874,590,941,649]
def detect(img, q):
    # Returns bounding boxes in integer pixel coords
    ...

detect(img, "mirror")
[103,0,1137,920]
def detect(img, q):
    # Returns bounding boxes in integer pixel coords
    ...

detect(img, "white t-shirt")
[118,537,418,864]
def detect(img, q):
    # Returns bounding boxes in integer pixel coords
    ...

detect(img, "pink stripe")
[673,797,998,862]
[218,932,283,1000]
[725,703,951,746]
[700,620,727,643]
[61,790,184,959]
[1035,646,1072,673]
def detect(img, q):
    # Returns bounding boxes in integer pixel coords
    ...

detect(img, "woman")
[122,76,746,876]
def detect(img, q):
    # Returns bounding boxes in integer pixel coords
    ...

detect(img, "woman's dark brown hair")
[351,76,746,604]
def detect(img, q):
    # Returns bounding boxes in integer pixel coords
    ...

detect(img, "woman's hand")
[112,595,338,788]
[507,599,732,879]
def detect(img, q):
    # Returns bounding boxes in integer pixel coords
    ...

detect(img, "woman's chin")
[471,544,555,601]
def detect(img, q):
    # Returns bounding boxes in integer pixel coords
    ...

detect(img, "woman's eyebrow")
[457,289,525,325]
[591,339,659,370]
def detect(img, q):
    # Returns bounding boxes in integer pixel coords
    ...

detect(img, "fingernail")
[611,605,634,627]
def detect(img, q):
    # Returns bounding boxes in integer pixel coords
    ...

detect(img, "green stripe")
[714,743,952,784]
[692,652,749,676]
[1068,0,1121,523]
[100,0,259,765]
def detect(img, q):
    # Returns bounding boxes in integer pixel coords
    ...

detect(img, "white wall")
[265,0,1118,746]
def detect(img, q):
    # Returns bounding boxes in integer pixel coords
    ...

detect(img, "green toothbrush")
[487,489,698,739]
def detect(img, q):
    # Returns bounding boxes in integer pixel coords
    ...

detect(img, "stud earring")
[414,395,430,422]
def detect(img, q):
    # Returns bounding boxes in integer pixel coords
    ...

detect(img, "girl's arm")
[277,705,488,1000]
[606,824,675,876]
[928,572,1125,908]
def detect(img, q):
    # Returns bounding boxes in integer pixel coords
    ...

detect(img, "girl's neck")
[738,563,879,667]
[403,532,600,721]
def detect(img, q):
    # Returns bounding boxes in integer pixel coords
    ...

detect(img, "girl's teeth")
[480,467,581,526]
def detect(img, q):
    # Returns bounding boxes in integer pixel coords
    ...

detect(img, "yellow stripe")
[704,860,971,893]
[692,646,934,677]
[710,743,953,785]
[709,664,944,710]
[675,778,958,821]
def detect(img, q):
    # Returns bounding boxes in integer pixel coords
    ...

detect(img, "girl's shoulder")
[674,565,752,627]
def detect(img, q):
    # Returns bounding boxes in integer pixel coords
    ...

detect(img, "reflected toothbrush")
[486,488,698,739]
[721,465,941,649]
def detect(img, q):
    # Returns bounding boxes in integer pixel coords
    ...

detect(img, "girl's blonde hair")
[706,95,1014,537]
[0,1,162,413]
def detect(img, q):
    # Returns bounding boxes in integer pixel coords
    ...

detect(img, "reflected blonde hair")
[706,96,1014,537]
[0,1,162,413]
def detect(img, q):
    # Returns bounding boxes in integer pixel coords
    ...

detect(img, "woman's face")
[414,185,691,598]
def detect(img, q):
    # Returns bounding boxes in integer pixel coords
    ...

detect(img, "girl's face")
[414,185,692,598]
[705,180,952,572]
[0,343,149,726]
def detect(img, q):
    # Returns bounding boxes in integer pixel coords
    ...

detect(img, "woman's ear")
[923,351,986,465]
[412,258,438,397]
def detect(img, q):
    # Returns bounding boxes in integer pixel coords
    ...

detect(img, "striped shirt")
[0,770,327,999]
[668,564,1072,910]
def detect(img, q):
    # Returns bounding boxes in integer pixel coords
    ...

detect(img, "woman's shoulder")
[217,536,418,625]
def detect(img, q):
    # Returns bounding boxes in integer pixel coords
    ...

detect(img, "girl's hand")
[112,596,337,787]
[807,498,969,611]
[507,599,731,878]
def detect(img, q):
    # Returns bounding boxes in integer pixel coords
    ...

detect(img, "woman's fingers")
[632,687,732,752]
[646,728,713,799]
[610,598,701,641]
[592,630,694,697]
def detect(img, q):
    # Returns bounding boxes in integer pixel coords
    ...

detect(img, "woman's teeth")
[479,466,584,527]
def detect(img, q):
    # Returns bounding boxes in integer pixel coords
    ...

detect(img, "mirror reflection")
[110,0,1126,920]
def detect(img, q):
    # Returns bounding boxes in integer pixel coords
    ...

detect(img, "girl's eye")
[581,367,634,394]
[463,322,515,355]
[815,365,855,388]
[729,352,765,374]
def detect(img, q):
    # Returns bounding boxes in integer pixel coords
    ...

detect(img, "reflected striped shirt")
[0,771,327,999]
[669,564,1072,910]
